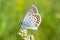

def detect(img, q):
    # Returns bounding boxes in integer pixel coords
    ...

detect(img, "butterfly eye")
[21,22,22,24]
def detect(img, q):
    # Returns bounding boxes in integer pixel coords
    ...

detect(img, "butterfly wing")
[21,5,41,30]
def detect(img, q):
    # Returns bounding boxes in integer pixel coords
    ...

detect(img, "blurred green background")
[0,0,60,40]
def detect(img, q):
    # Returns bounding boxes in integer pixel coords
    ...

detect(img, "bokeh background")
[0,0,60,40]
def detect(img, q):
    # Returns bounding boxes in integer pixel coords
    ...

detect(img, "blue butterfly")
[20,5,41,30]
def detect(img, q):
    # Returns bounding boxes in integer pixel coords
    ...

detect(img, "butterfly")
[20,5,41,30]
